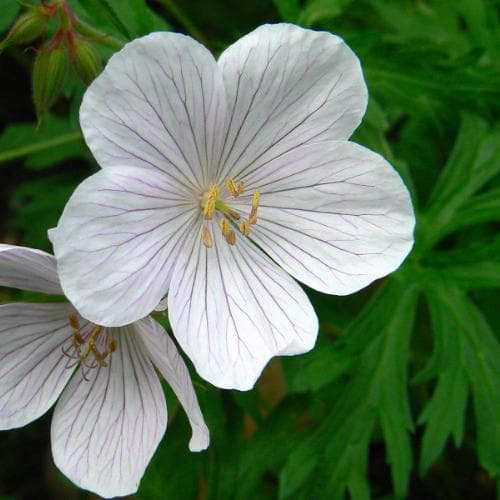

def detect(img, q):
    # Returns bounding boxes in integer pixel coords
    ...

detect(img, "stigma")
[201,178,260,248]
[63,313,117,380]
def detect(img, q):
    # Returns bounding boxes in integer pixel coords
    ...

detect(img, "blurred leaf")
[0,1,19,33]
[424,235,500,289]
[0,116,85,167]
[271,0,300,22]
[9,173,86,249]
[280,279,419,498]
[284,277,411,393]
[370,1,470,55]
[72,0,170,40]
[441,187,500,234]
[363,52,500,116]
[235,398,311,500]
[298,0,352,27]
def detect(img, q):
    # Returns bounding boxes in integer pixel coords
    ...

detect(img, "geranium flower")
[0,244,209,498]
[52,24,415,390]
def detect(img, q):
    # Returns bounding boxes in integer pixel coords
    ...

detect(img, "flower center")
[62,313,117,380]
[200,178,260,248]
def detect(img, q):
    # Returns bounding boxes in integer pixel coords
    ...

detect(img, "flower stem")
[156,0,209,47]
[0,131,82,164]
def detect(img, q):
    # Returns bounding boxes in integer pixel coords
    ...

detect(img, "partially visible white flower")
[52,24,415,391]
[0,244,209,499]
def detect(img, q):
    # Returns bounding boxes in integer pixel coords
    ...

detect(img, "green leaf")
[439,187,500,235]
[284,276,411,393]
[421,284,500,478]
[235,398,310,500]
[364,54,500,115]
[416,114,500,254]
[0,116,85,167]
[73,0,170,40]
[418,291,469,474]
[424,235,500,289]
[280,279,419,498]
[426,113,488,211]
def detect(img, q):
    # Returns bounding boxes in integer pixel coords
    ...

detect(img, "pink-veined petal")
[52,166,198,327]
[0,244,62,294]
[168,224,318,391]
[235,141,415,295]
[51,326,167,498]
[215,23,367,183]
[0,302,76,429]
[80,31,227,193]
[137,317,209,451]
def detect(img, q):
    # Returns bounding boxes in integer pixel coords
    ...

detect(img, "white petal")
[51,326,167,498]
[0,244,62,294]
[239,141,415,295]
[52,166,198,327]
[136,317,210,451]
[0,302,75,429]
[80,31,227,193]
[168,224,318,391]
[215,23,367,182]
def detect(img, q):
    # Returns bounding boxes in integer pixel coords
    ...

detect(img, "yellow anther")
[220,218,230,237]
[252,189,260,210]
[248,189,261,224]
[226,229,236,245]
[202,224,213,248]
[203,185,219,220]
[225,178,245,197]
[239,221,251,236]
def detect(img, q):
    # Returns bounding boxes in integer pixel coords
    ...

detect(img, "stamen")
[68,313,80,330]
[226,229,236,245]
[63,315,117,378]
[108,338,117,353]
[225,178,244,197]
[202,224,213,248]
[239,221,251,236]
[220,218,230,238]
[248,189,260,225]
[219,217,236,245]
[79,326,102,360]
[252,190,260,209]
[203,185,219,220]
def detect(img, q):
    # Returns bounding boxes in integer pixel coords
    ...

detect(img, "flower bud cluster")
[0,1,104,121]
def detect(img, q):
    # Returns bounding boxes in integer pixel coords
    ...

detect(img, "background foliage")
[1,0,499,498]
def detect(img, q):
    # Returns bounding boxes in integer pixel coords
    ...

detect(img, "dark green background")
[0,0,499,498]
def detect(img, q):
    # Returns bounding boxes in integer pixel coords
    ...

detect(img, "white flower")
[52,24,415,391]
[0,244,209,498]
